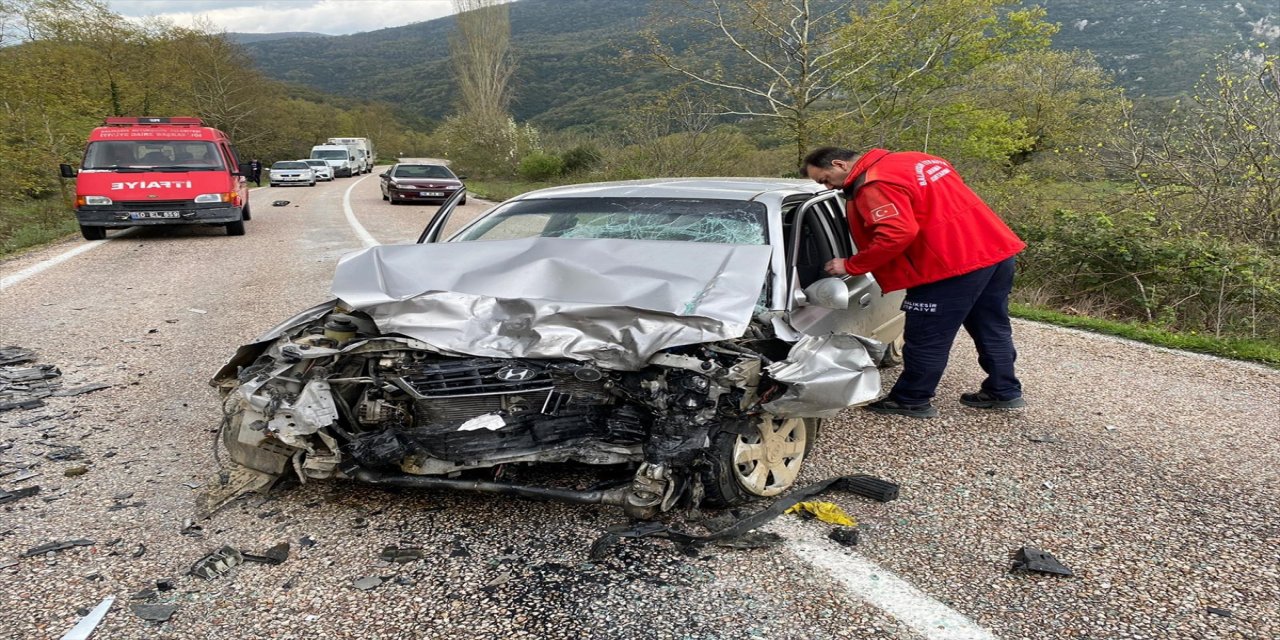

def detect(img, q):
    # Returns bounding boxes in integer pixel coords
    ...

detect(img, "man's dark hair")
[801,147,858,171]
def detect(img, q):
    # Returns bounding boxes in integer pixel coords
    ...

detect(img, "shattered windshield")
[82,141,226,171]
[455,197,768,245]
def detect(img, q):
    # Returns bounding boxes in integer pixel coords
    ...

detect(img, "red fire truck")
[60,117,252,240]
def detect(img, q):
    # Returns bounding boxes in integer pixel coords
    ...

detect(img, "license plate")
[420,191,445,197]
[129,211,180,219]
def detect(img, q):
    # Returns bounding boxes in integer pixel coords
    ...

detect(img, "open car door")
[783,192,906,345]
[415,188,469,244]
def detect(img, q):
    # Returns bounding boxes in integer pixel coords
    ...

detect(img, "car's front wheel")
[80,224,106,241]
[703,415,818,507]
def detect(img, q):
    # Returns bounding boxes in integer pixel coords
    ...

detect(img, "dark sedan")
[379,163,467,205]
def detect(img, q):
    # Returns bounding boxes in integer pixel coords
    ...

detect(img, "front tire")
[703,415,818,507]
[80,225,106,241]
[309,180,316,187]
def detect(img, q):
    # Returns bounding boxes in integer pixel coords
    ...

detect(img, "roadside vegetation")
[2,0,1277,366]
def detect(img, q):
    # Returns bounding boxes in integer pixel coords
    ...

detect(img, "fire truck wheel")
[225,220,246,236]
[80,225,106,241]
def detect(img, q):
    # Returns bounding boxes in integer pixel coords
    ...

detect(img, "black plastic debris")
[589,474,899,560]
[51,383,111,398]
[155,578,176,591]
[242,542,290,565]
[829,527,860,547]
[1011,547,1074,577]
[271,200,290,206]
[298,535,316,549]
[0,486,40,505]
[131,603,177,622]
[1025,433,1060,444]
[22,539,94,557]
[130,588,156,601]
[712,531,783,550]
[1206,607,1233,617]
[379,546,424,564]
[189,545,243,579]
[45,445,85,461]
[0,347,37,366]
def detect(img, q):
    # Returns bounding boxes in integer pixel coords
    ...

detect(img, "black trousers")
[889,257,1022,405]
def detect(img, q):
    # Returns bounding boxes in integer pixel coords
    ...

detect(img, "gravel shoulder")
[0,176,1275,639]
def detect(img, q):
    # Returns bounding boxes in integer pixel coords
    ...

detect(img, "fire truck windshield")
[83,141,226,171]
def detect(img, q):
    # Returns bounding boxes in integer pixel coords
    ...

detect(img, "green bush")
[560,145,602,175]
[518,152,565,182]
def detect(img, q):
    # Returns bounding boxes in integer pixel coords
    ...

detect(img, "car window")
[272,161,308,169]
[392,165,456,179]
[455,197,768,245]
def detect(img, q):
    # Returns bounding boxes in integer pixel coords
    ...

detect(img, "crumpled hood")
[330,237,774,370]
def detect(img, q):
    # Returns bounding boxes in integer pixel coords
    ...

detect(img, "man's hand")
[824,258,849,276]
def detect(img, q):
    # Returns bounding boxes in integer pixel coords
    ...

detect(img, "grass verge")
[463,179,556,203]
[1,197,79,258]
[1011,303,1280,368]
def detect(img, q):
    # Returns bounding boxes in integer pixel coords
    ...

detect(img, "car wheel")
[309,180,316,186]
[880,335,905,368]
[460,195,467,206]
[241,205,251,221]
[389,198,399,205]
[382,192,389,201]
[80,225,106,241]
[269,183,277,187]
[225,219,246,236]
[703,415,818,507]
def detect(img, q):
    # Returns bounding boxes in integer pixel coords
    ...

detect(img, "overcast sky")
[106,1,457,35]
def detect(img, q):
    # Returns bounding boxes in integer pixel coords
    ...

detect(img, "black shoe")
[959,391,1026,409]
[865,398,938,418]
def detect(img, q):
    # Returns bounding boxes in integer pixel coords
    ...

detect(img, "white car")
[268,161,315,187]
[302,159,334,181]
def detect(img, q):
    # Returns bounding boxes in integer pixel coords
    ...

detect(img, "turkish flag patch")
[870,203,900,222]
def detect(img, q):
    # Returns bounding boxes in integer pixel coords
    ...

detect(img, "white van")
[309,144,359,177]
[327,137,375,174]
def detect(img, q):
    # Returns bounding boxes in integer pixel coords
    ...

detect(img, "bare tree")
[450,0,515,122]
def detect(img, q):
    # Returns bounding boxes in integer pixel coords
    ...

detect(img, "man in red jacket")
[802,147,1027,418]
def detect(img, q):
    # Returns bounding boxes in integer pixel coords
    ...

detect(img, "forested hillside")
[239,0,1280,127]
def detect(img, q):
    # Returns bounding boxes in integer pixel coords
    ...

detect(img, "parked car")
[210,179,905,518]
[379,162,466,205]
[302,159,334,181]
[269,161,315,187]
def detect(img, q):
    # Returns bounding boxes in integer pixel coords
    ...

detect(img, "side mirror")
[457,175,469,180]
[797,277,850,310]
[59,164,78,178]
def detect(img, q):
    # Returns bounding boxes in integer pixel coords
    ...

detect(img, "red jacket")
[840,149,1025,292]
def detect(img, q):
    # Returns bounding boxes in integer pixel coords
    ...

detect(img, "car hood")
[329,237,772,370]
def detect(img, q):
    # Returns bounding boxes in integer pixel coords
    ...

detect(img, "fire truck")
[60,117,252,240]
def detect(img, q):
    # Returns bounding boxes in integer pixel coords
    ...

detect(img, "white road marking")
[0,238,111,291]
[771,523,998,640]
[342,174,379,248]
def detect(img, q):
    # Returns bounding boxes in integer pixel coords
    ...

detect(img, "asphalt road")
[0,173,1276,639]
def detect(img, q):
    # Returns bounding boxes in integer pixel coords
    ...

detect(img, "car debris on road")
[1010,546,1074,577]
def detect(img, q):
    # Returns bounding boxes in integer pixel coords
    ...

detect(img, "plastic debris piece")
[785,501,857,527]
[829,527,860,546]
[188,308,207,314]
[483,571,513,590]
[1025,433,1059,443]
[58,595,114,640]
[352,576,382,591]
[271,200,290,206]
[155,578,175,592]
[22,539,94,557]
[298,535,316,548]
[379,546,424,564]
[130,588,156,601]
[131,603,177,622]
[1011,547,1074,577]
[712,531,783,550]
[131,545,146,558]
[242,542,290,565]
[0,485,40,505]
[1206,607,1232,617]
[0,558,17,569]
[51,384,111,398]
[0,347,37,366]
[189,545,243,579]
[11,470,40,483]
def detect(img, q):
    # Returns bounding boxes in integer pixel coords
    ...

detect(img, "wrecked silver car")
[210,179,905,518]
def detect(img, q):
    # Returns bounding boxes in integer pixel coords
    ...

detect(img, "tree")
[450,0,516,122]
[646,0,1053,165]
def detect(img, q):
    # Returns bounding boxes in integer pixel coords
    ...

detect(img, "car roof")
[507,177,825,203]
